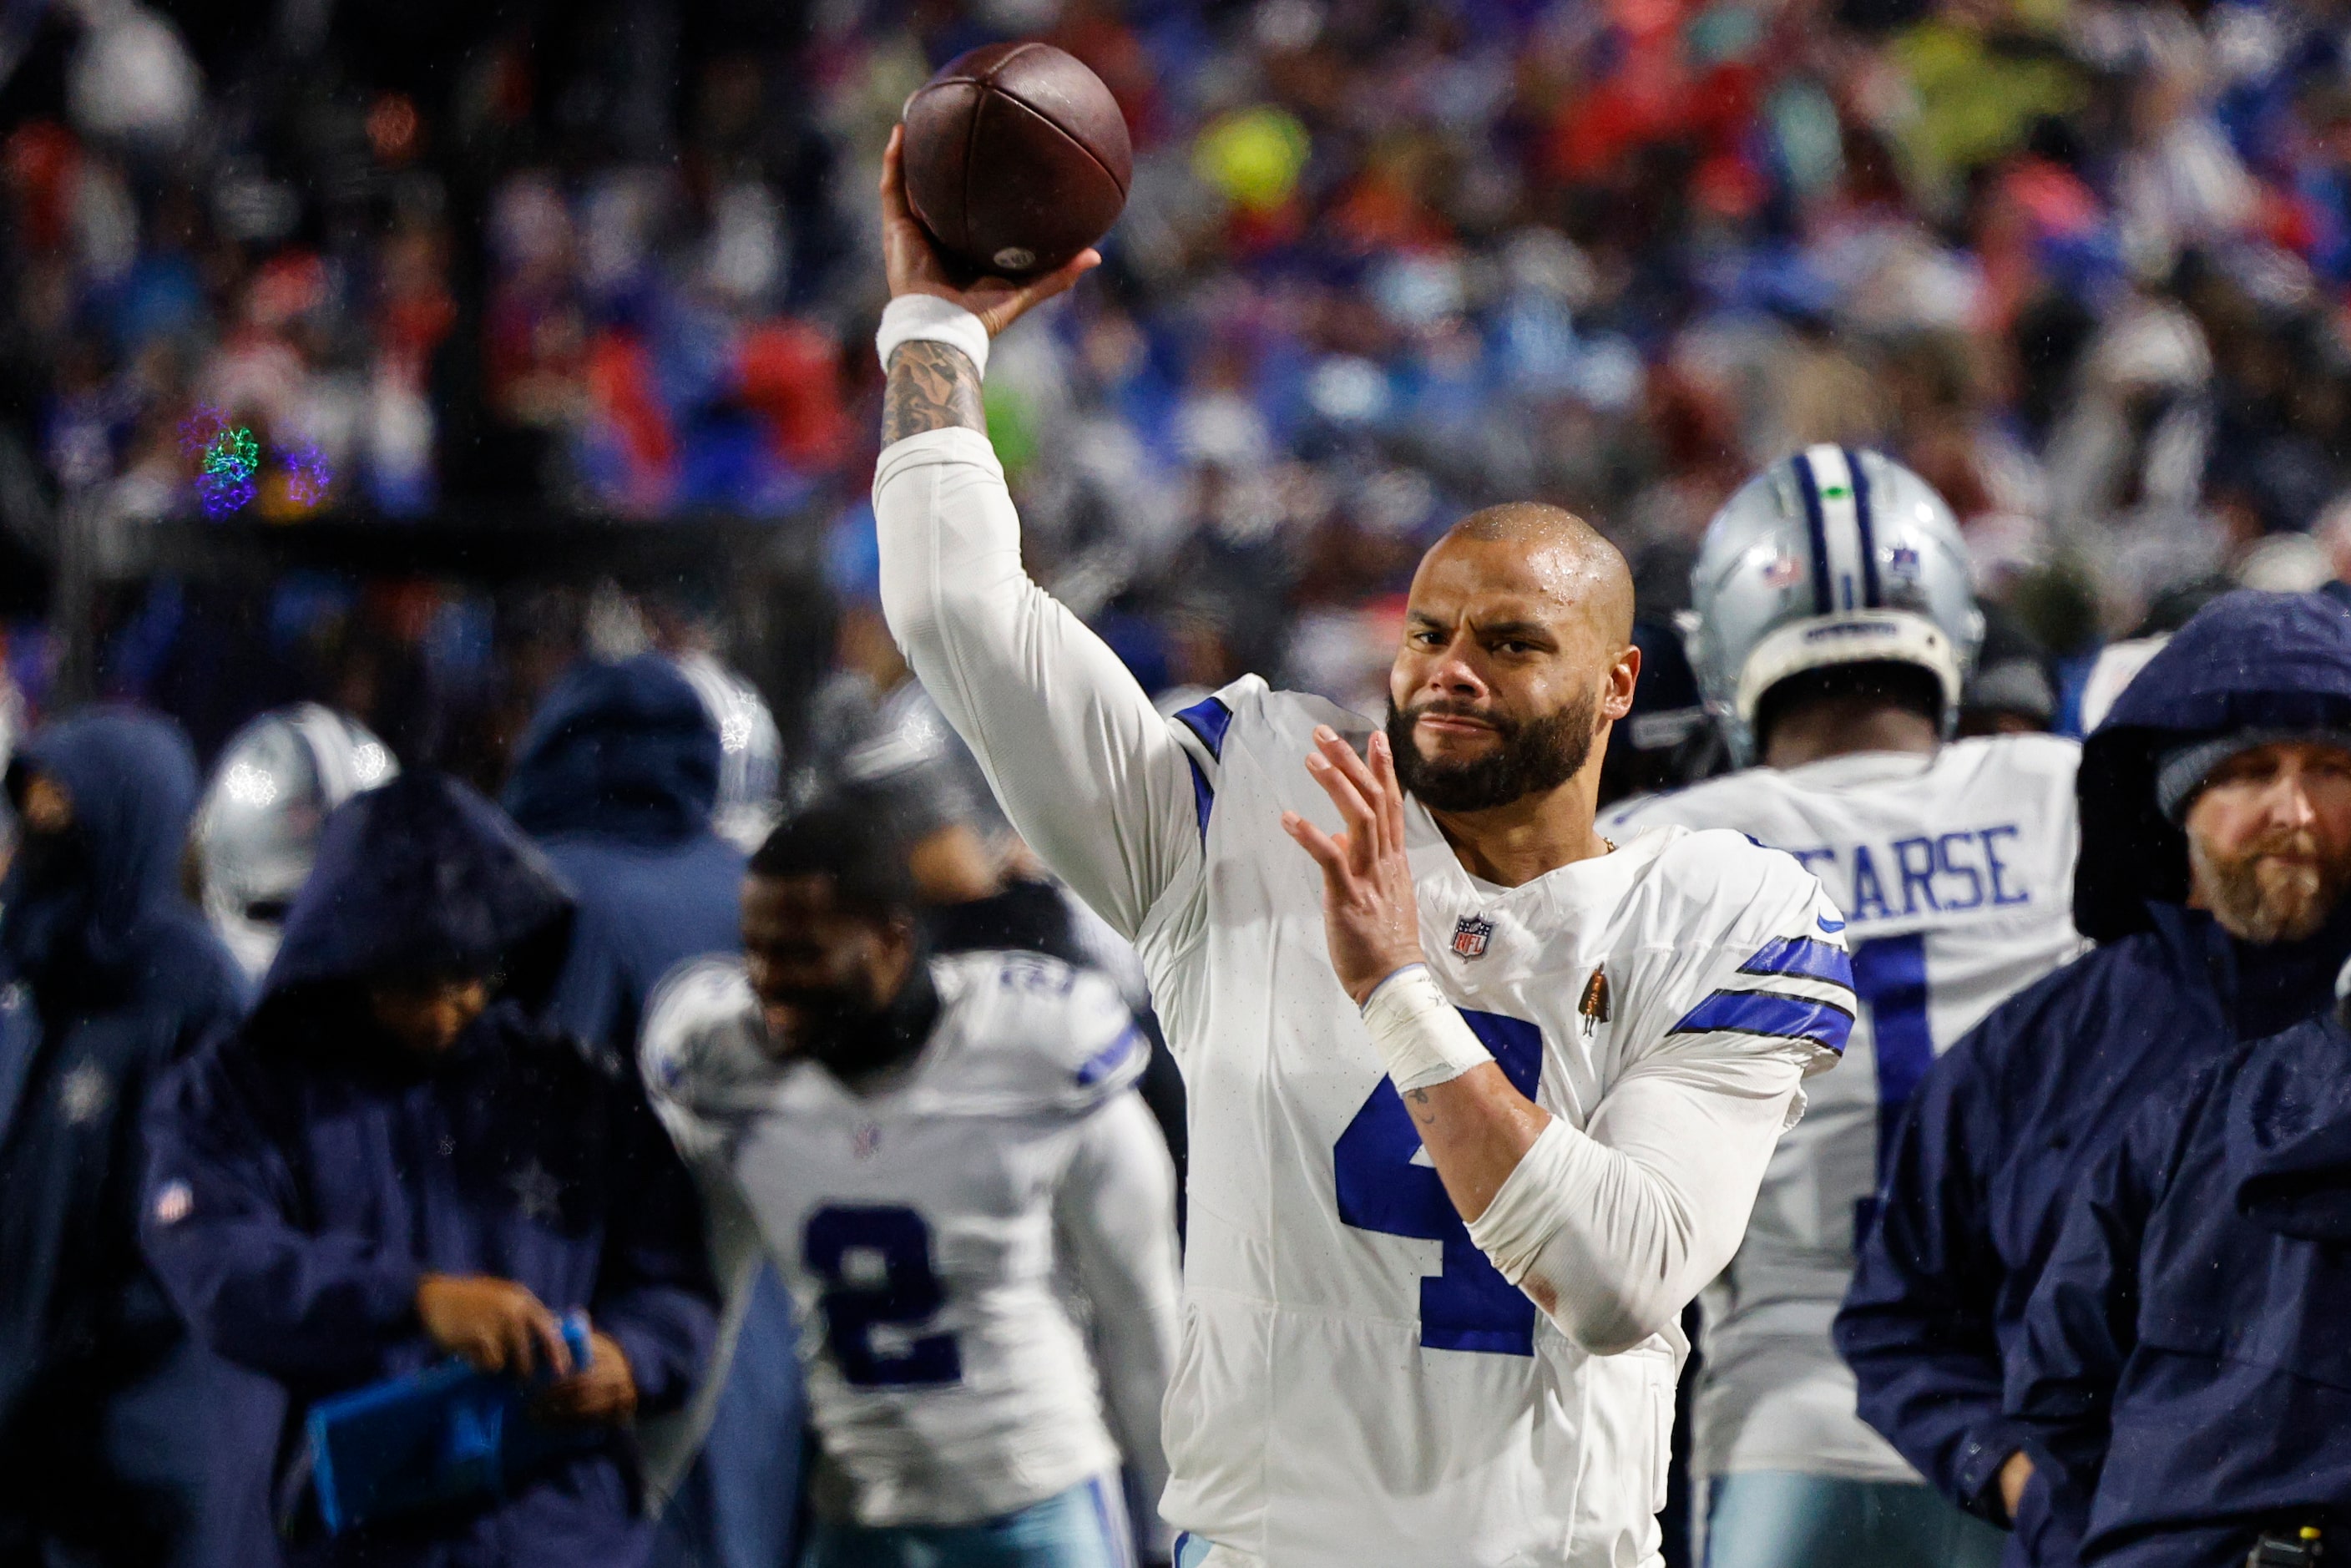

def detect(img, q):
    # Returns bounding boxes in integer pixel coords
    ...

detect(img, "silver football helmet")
[1690,445,1984,764]
[194,706,398,979]
[671,653,785,852]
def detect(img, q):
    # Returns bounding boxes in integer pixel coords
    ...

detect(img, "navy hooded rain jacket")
[0,710,255,1568]
[500,655,804,1568]
[1834,591,2351,1567]
[140,771,718,1568]
[2008,1007,2351,1565]
[502,654,747,1062]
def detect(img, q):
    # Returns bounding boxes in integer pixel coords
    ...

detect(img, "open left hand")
[879,125,1100,337]
[536,1329,637,1426]
[1282,726,1425,1005]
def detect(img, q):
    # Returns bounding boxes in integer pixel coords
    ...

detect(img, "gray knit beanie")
[2155,728,2351,823]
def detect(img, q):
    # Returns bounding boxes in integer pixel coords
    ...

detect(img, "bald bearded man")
[867,131,1848,1568]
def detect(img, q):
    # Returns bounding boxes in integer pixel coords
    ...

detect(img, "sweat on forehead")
[1423,503,1634,641]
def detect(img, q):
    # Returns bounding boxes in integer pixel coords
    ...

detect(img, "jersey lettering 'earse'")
[1786,825,2033,923]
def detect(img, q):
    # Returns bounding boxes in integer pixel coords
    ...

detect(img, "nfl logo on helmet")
[1451,915,1492,960]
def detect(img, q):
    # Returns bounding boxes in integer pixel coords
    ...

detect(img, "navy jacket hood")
[503,655,720,847]
[1,708,203,985]
[2075,590,2351,941]
[2227,1010,2351,1241]
[259,771,574,1024]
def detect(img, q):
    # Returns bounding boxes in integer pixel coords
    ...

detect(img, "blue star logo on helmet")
[1889,544,1920,577]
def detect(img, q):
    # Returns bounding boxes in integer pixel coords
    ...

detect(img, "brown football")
[900,42,1131,280]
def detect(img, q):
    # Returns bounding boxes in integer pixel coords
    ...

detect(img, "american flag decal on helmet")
[1451,915,1492,960]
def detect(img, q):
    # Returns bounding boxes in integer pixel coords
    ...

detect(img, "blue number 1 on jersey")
[1850,932,1933,1247]
[1333,1009,1545,1356]
[1852,932,1933,1171]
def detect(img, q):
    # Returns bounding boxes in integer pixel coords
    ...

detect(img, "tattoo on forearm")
[1408,1087,1436,1126]
[882,340,986,443]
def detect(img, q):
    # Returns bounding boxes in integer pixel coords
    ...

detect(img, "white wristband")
[1361,964,1494,1092]
[876,294,990,380]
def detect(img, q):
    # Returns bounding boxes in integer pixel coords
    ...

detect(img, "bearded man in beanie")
[1836,590,2351,1568]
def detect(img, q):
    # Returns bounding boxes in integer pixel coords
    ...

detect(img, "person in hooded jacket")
[0,709,256,1568]
[139,771,719,1568]
[500,653,804,1568]
[2005,977,2351,1565]
[1835,590,2351,1568]
[503,653,751,1064]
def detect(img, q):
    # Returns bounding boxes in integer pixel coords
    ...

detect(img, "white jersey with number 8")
[642,950,1181,1530]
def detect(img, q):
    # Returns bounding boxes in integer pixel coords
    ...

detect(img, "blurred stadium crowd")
[15,0,2351,1565]
[13,0,2351,754]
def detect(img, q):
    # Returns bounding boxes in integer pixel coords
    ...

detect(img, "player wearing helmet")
[1602,448,2086,1568]
[190,704,399,981]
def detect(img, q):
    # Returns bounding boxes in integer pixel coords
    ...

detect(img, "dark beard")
[1385,686,1602,813]
[772,962,941,1085]
[775,988,897,1076]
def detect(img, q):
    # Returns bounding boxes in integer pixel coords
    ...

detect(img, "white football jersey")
[1147,683,1851,1565]
[642,949,1182,1529]
[1601,736,2084,1482]
[877,427,1852,1566]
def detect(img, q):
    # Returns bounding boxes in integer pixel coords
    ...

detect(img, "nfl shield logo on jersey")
[1451,914,1493,960]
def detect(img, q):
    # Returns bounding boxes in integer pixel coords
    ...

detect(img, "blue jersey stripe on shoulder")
[1186,757,1213,843]
[1174,695,1235,761]
[1075,1024,1146,1086]
[1671,989,1853,1053]
[1738,935,1855,989]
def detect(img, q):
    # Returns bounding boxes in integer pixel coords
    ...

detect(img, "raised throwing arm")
[872,129,1205,939]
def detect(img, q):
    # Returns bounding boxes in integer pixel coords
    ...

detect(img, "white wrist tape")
[1361,964,1494,1092]
[876,294,990,380]
[1465,1118,1576,1286]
